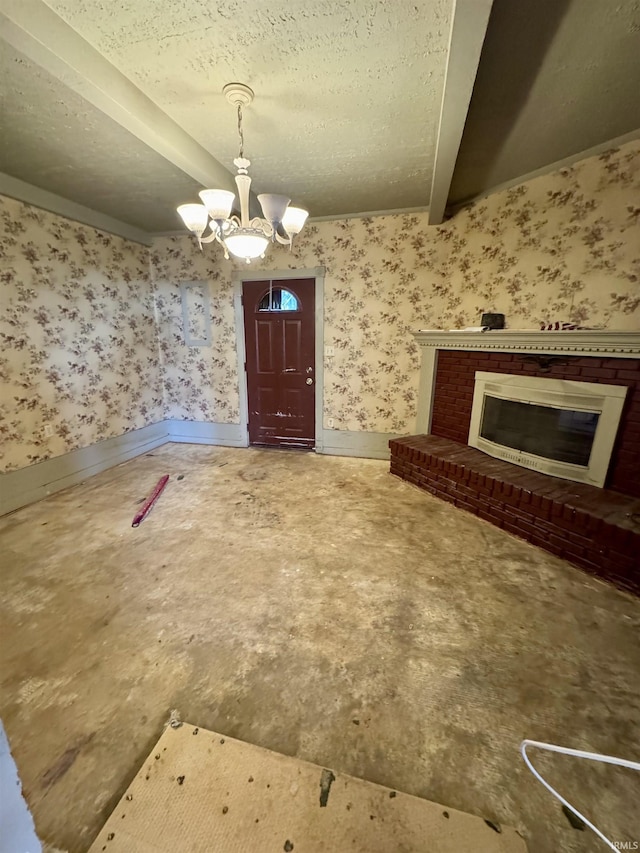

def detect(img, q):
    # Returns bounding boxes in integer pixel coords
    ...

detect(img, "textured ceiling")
[1,0,637,234]
[41,0,452,219]
[450,0,640,205]
[0,42,206,231]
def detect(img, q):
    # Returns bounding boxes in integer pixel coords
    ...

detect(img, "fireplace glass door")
[480,395,599,467]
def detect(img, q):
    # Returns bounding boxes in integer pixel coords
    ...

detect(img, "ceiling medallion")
[177,83,309,263]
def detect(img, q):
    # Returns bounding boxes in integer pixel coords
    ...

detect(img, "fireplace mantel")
[413,329,640,356]
[412,329,640,433]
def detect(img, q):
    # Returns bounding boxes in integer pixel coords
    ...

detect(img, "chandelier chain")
[237,103,244,159]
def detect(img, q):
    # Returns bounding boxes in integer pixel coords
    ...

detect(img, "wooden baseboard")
[1,421,169,516]
[318,429,400,460]
[1,423,402,515]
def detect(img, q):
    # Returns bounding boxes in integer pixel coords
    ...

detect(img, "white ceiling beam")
[0,0,235,193]
[428,0,495,225]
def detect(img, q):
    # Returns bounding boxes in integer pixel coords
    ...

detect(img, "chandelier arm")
[248,218,273,237]
[220,216,241,234]
[273,231,292,247]
[198,224,230,257]
[199,228,220,245]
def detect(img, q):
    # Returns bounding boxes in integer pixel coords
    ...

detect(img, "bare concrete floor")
[1,444,639,853]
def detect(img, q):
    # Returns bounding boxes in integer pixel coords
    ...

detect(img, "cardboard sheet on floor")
[88,723,527,852]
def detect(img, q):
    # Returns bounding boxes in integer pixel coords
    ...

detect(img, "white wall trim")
[1,420,399,516]
[314,270,326,452]
[151,212,431,237]
[448,128,640,214]
[415,347,438,434]
[233,282,251,448]
[0,173,152,245]
[318,430,399,461]
[165,420,245,447]
[232,267,326,283]
[308,207,429,223]
[1,421,169,516]
[232,268,326,451]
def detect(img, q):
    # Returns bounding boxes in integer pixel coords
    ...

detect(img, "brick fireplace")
[391,331,640,595]
[431,350,640,497]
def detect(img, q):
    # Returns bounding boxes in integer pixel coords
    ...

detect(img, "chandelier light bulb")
[258,193,291,235]
[198,189,235,221]
[177,203,209,236]
[282,206,309,236]
[224,229,270,262]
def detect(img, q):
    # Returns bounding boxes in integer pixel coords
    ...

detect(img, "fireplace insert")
[468,373,627,487]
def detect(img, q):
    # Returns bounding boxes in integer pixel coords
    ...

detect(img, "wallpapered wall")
[151,138,640,434]
[0,195,163,472]
[151,246,238,423]
[2,139,639,473]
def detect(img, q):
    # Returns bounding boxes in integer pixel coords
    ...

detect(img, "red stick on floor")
[132,475,170,527]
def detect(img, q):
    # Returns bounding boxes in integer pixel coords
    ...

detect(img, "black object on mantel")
[519,354,570,373]
[481,313,505,329]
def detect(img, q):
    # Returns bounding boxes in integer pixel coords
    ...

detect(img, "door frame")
[233,266,325,452]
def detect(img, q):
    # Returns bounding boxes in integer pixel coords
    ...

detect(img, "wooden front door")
[243,278,316,449]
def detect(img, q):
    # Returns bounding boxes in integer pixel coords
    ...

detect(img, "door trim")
[233,267,325,451]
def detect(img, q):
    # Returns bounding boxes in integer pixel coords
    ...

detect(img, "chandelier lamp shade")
[177,84,309,263]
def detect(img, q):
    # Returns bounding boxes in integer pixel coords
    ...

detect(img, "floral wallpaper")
[151,138,640,434]
[150,248,239,422]
[2,139,639,474]
[0,195,163,473]
[181,282,210,345]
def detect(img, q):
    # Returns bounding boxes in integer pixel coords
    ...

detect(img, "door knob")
[306,378,313,385]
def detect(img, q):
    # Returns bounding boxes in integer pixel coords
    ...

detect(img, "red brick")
[624,408,640,423]
[581,367,616,379]
[563,543,587,562]
[503,490,522,507]
[484,512,504,528]
[454,498,478,514]
[507,521,535,542]
[564,529,597,551]
[578,357,603,369]
[487,505,510,523]
[454,483,479,500]
[615,368,640,381]
[602,358,628,368]
[538,496,554,517]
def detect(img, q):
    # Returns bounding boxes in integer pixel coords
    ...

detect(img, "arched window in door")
[258,288,299,312]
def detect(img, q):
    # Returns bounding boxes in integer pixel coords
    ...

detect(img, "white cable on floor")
[521,739,640,851]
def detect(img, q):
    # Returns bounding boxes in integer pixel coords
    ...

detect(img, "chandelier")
[177,84,309,263]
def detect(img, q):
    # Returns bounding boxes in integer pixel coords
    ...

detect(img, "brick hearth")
[390,435,640,596]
